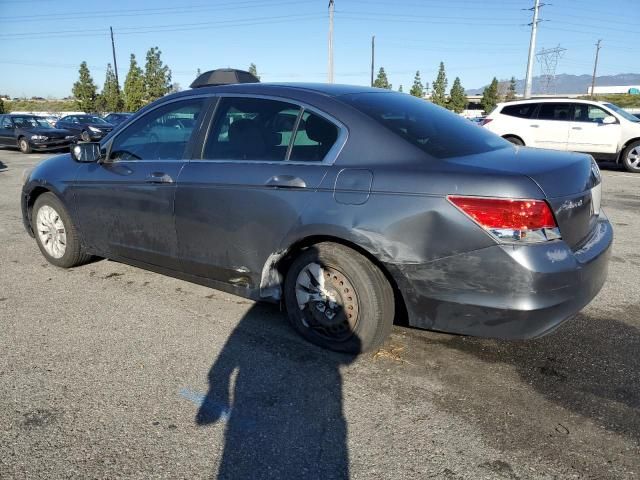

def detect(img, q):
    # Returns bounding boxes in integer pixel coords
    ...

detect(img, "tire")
[621,140,640,173]
[80,130,91,142]
[32,192,92,268]
[284,242,394,353]
[18,137,32,154]
[504,135,524,146]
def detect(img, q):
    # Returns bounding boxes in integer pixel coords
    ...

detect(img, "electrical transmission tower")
[536,45,566,94]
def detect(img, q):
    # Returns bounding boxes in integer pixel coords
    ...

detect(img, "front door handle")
[145,172,174,184]
[265,175,306,189]
[530,124,539,128]
[572,126,582,130]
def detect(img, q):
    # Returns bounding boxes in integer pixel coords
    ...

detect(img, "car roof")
[498,98,605,107]
[171,82,387,99]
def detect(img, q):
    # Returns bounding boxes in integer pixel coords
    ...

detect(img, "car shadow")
[195,302,359,479]
[0,160,6,172]
[430,307,640,442]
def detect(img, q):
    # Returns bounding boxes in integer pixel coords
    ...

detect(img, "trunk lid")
[447,146,601,249]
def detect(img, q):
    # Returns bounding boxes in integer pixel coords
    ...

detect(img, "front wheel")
[284,242,394,353]
[622,141,640,173]
[32,193,92,268]
[18,137,32,154]
[80,130,91,142]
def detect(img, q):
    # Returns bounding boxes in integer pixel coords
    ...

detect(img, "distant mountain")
[467,73,640,95]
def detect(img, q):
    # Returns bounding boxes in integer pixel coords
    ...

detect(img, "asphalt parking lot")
[1,148,639,479]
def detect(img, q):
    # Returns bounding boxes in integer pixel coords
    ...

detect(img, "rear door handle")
[572,127,582,130]
[530,124,539,128]
[265,175,306,189]
[145,172,174,184]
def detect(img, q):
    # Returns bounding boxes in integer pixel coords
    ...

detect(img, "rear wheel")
[504,135,524,146]
[622,140,640,173]
[284,242,394,353]
[18,137,32,154]
[32,193,92,268]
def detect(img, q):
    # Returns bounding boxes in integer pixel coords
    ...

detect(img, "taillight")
[448,195,560,243]
[481,118,493,126]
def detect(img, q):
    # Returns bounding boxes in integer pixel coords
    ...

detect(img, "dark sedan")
[104,112,133,126]
[20,73,612,353]
[55,114,114,142]
[0,114,76,153]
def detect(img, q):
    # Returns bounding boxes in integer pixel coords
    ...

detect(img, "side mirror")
[602,115,617,125]
[71,142,102,163]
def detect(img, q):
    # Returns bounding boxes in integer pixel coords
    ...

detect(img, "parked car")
[634,113,640,120]
[482,98,640,173]
[103,112,133,126]
[21,71,612,353]
[0,114,76,153]
[55,114,114,142]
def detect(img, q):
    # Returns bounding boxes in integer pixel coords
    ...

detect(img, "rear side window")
[501,103,536,119]
[537,103,571,121]
[203,97,339,162]
[289,112,338,162]
[342,92,508,159]
[204,97,300,161]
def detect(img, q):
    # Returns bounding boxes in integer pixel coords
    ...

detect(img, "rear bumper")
[389,213,613,339]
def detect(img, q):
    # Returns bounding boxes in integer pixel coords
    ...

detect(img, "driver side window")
[109,98,204,161]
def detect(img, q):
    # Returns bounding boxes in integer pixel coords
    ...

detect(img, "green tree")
[72,61,98,112]
[144,47,172,102]
[398,84,403,93]
[505,76,517,102]
[101,63,124,112]
[124,54,146,112]
[373,67,392,89]
[431,61,448,107]
[448,77,467,113]
[409,70,424,98]
[481,77,500,114]
[248,63,260,80]
[0,98,5,114]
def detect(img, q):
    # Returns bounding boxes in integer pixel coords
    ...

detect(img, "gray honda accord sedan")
[21,69,612,353]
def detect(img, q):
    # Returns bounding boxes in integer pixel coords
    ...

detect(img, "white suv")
[482,98,640,173]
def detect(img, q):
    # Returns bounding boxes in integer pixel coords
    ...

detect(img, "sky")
[0,0,638,98]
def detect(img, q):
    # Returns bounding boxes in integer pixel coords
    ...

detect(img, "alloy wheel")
[627,146,640,169]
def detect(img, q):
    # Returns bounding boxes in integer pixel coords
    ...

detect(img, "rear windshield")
[342,92,509,159]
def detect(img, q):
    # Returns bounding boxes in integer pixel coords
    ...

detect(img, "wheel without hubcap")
[284,242,394,353]
[36,205,67,259]
[295,262,359,342]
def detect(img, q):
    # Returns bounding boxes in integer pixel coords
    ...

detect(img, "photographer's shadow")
[196,303,359,480]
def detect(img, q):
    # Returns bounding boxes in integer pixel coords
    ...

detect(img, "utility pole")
[328,0,334,83]
[370,35,375,87]
[110,26,120,89]
[590,39,602,99]
[524,0,543,99]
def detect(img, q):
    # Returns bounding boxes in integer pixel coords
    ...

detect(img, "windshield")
[342,92,509,159]
[78,115,109,124]
[604,103,640,123]
[12,116,53,129]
